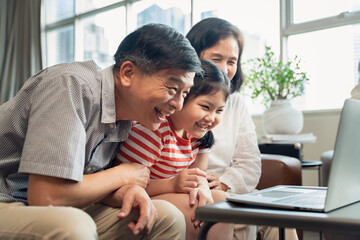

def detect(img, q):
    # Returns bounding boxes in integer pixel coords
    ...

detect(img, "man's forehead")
[161,69,195,83]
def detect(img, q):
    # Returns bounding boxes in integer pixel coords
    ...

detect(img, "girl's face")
[200,36,239,81]
[171,90,226,139]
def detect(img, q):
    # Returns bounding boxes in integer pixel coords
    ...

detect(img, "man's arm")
[27,163,150,208]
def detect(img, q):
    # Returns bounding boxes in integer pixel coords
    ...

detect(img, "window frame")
[280,0,360,60]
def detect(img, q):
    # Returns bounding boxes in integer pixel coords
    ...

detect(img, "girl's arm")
[146,178,175,197]
[189,152,209,171]
[146,168,207,197]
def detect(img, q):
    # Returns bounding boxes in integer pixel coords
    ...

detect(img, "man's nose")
[169,95,184,111]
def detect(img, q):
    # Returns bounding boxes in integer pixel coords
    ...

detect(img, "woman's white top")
[207,92,261,194]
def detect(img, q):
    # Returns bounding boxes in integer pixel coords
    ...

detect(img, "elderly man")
[0,24,202,239]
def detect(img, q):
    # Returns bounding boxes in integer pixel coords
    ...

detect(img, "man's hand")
[117,185,158,236]
[173,168,207,193]
[117,163,150,189]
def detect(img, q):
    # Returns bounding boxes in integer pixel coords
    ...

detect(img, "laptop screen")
[325,99,360,212]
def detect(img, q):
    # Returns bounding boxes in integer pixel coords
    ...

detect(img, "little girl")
[117,59,233,240]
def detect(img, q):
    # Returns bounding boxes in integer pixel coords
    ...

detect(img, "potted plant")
[244,46,309,134]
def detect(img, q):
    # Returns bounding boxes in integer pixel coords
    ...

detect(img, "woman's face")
[200,36,239,81]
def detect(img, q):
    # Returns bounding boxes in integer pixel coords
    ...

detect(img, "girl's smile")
[170,90,226,139]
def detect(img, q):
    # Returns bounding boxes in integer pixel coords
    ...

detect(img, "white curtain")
[0,0,42,102]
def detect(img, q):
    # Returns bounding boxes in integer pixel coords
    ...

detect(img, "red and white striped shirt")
[117,118,209,179]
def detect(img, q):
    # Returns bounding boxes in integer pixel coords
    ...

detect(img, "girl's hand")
[173,168,207,193]
[190,184,214,228]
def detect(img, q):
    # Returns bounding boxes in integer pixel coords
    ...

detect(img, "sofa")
[257,154,302,190]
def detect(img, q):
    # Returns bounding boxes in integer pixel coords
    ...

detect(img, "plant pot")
[262,100,303,134]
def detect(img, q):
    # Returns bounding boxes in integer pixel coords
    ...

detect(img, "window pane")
[77,0,121,14]
[293,0,360,23]
[46,25,74,67]
[193,0,280,60]
[130,0,191,35]
[288,24,360,111]
[193,0,279,114]
[45,0,75,24]
[80,7,126,69]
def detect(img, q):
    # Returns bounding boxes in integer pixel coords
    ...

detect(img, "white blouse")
[207,92,262,194]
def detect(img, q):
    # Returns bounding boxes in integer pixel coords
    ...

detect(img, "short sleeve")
[19,74,93,182]
[117,122,163,167]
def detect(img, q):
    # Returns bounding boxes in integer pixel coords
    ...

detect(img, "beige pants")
[0,200,185,240]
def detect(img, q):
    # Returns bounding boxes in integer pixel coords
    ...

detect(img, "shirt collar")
[101,65,116,124]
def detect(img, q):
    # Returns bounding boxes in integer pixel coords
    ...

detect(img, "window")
[46,25,74,67]
[130,0,191,35]
[292,0,360,24]
[43,0,360,112]
[283,0,360,111]
[43,0,191,69]
[78,7,126,69]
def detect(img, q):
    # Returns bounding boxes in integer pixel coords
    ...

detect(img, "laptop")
[227,98,360,212]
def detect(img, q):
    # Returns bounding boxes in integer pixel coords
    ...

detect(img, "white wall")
[252,110,341,185]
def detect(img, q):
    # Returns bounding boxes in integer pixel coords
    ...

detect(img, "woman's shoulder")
[226,92,247,111]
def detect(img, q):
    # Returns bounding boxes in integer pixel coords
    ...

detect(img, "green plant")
[244,46,309,108]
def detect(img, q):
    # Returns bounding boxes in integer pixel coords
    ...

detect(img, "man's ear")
[118,61,136,87]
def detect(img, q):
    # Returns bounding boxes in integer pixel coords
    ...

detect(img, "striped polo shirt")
[117,118,209,179]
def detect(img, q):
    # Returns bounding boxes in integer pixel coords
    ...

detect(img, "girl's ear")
[118,61,136,87]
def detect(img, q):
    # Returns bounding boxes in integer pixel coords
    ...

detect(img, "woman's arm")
[208,93,261,194]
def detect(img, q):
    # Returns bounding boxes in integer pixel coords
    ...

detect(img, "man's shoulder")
[61,60,100,77]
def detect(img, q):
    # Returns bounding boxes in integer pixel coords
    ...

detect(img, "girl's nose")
[205,112,215,122]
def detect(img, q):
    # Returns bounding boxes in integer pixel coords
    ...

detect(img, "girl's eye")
[201,105,209,110]
[217,109,224,114]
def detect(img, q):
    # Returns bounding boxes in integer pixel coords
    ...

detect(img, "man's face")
[131,68,195,130]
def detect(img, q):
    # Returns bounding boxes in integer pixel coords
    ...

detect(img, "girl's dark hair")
[113,23,202,75]
[186,17,244,93]
[186,59,231,149]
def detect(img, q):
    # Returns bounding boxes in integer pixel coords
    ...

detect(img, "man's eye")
[182,92,188,98]
[168,88,177,95]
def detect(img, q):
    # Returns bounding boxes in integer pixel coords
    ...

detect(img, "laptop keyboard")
[273,190,326,208]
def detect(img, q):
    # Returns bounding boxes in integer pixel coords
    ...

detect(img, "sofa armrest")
[256,154,302,190]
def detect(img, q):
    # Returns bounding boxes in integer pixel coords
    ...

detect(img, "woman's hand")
[207,172,230,191]
[206,172,222,190]
[173,168,207,193]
